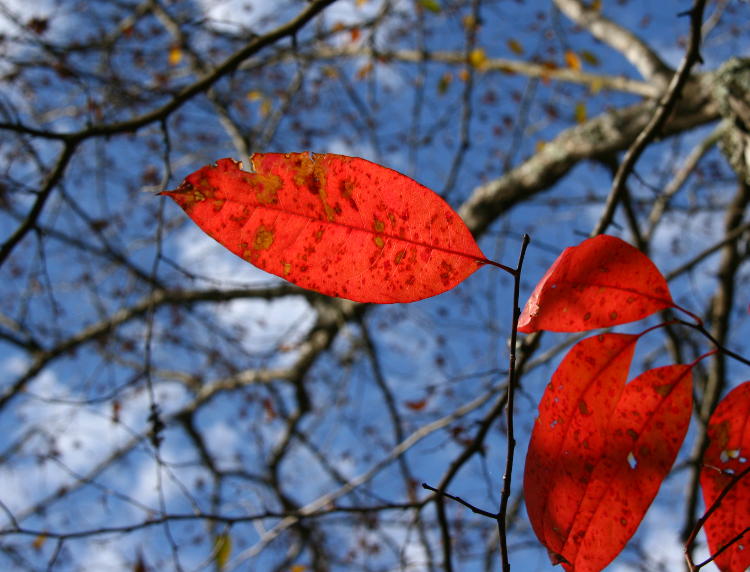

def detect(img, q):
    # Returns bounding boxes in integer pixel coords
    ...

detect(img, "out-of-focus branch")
[644,120,730,243]
[459,81,717,237]
[0,285,312,411]
[0,142,77,267]
[681,180,750,552]
[592,0,709,236]
[232,382,502,566]
[311,46,661,97]
[553,0,672,87]
[0,0,337,141]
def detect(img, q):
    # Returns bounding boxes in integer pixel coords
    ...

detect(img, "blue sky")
[1,0,750,570]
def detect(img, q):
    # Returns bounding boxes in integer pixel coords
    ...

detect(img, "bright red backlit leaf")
[518,234,674,333]
[525,333,638,567]
[700,381,750,572]
[163,153,487,303]
[526,335,693,572]
[564,364,692,571]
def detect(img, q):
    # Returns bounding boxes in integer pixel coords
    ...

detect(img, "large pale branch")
[459,75,718,236]
[553,0,673,88]
[310,46,661,97]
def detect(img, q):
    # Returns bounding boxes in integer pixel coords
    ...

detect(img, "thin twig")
[498,233,531,571]
[684,463,750,570]
[679,321,750,369]
[0,141,77,267]
[422,483,497,519]
[592,0,708,236]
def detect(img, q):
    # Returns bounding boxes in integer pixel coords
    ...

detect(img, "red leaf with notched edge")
[700,381,750,572]
[526,337,693,572]
[518,234,674,333]
[162,153,486,303]
[525,333,637,569]
[563,364,692,571]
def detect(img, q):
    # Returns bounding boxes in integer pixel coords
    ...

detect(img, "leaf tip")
[517,299,539,333]
[516,317,534,334]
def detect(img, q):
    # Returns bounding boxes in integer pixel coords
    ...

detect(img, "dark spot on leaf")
[653,383,673,397]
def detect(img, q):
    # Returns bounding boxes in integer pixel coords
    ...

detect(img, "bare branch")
[553,0,673,87]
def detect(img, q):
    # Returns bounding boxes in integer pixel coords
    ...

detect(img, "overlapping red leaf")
[700,381,750,572]
[162,153,485,303]
[525,333,693,571]
[525,333,637,567]
[518,235,674,333]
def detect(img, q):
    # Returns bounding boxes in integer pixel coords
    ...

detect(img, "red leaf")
[518,235,674,333]
[163,153,485,303]
[525,333,637,567]
[700,381,750,572]
[566,364,692,571]
[525,335,692,571]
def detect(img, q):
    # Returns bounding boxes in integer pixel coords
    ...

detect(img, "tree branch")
[553,0,672,87]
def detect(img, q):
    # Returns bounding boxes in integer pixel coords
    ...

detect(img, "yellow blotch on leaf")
[249,173,281,205]
[254,227,274,251]
[374,236,385,248]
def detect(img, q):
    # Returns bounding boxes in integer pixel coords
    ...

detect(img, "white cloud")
[204,420,240,463]
[323,0,388,27]
[0,355,195,520]
[79,542,130,572]
[173,224,316,359]
[174,224,273,285]
[196,0,279,33]
[327,137,379,162]
[0,0,63,37]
